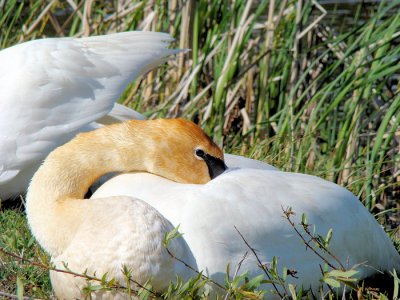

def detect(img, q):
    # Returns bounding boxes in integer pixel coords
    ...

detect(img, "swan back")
[93,169,400,296]
[224,153,278,170]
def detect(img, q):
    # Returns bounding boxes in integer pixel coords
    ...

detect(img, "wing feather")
[0,31,176,196]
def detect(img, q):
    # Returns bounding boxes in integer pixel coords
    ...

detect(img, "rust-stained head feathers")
[119,118,226,184]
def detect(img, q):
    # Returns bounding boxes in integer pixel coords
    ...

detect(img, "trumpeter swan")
[93,165,400,297]
[26,118,226,299]
[0,31,175,199]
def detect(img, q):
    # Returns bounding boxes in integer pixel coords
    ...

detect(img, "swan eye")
[195,148,206,160]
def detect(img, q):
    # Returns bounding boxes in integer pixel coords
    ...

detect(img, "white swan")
[0,31,175,199]
[26,118,227,299]
[93,162,400,296]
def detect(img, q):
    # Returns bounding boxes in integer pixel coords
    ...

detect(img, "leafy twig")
[0,245,157,297]
[224,251,249,300]
[281,206,345,270]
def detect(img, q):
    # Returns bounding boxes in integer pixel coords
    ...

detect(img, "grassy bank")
[0,0,399,298]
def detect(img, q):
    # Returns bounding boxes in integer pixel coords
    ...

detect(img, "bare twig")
[297,0,327,40]
[0,291,30,300]
[23,0,57,38]
[92,2,144,32]
[47,11,64,37]
[60,0,85,34]
[164,246,226,290]
[234,226,286,298]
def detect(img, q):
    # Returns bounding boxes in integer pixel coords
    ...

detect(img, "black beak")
[203,153,227,179]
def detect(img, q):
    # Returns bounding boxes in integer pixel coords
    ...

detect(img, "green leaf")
[16,276,24,300]
[87,284,107,292]
[328,269,358,279]
[378,294,389,300]
[163,225,183,247]
[100,272,109,284]
[288,284,297,300]
[242,274,264,290]
[393,270,399,300]
[301,213,308,225]
[282,266,288,281]
[323,277,341,288]
[325,229,333,246]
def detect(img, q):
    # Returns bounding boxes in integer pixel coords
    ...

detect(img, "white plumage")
[0,31,175,199]
[93,166,400,297]
[49,196,197,299]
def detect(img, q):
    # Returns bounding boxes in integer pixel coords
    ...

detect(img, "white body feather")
[93,166,400,297]
[49,196,197,299]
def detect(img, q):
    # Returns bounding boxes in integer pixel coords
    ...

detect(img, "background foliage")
[0,0,399,298]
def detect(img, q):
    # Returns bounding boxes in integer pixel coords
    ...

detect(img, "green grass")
[0,207,52,298]
[0,0,399,298]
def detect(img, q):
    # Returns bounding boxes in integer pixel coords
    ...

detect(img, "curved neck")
[26,123,148,256]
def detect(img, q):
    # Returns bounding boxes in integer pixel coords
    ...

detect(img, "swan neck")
[39,124,148,198]
[26,123,148,255]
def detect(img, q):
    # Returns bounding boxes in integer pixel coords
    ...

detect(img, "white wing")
[0,31,176,198]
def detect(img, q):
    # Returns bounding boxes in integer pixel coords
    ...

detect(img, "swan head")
[124,119,226,184]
